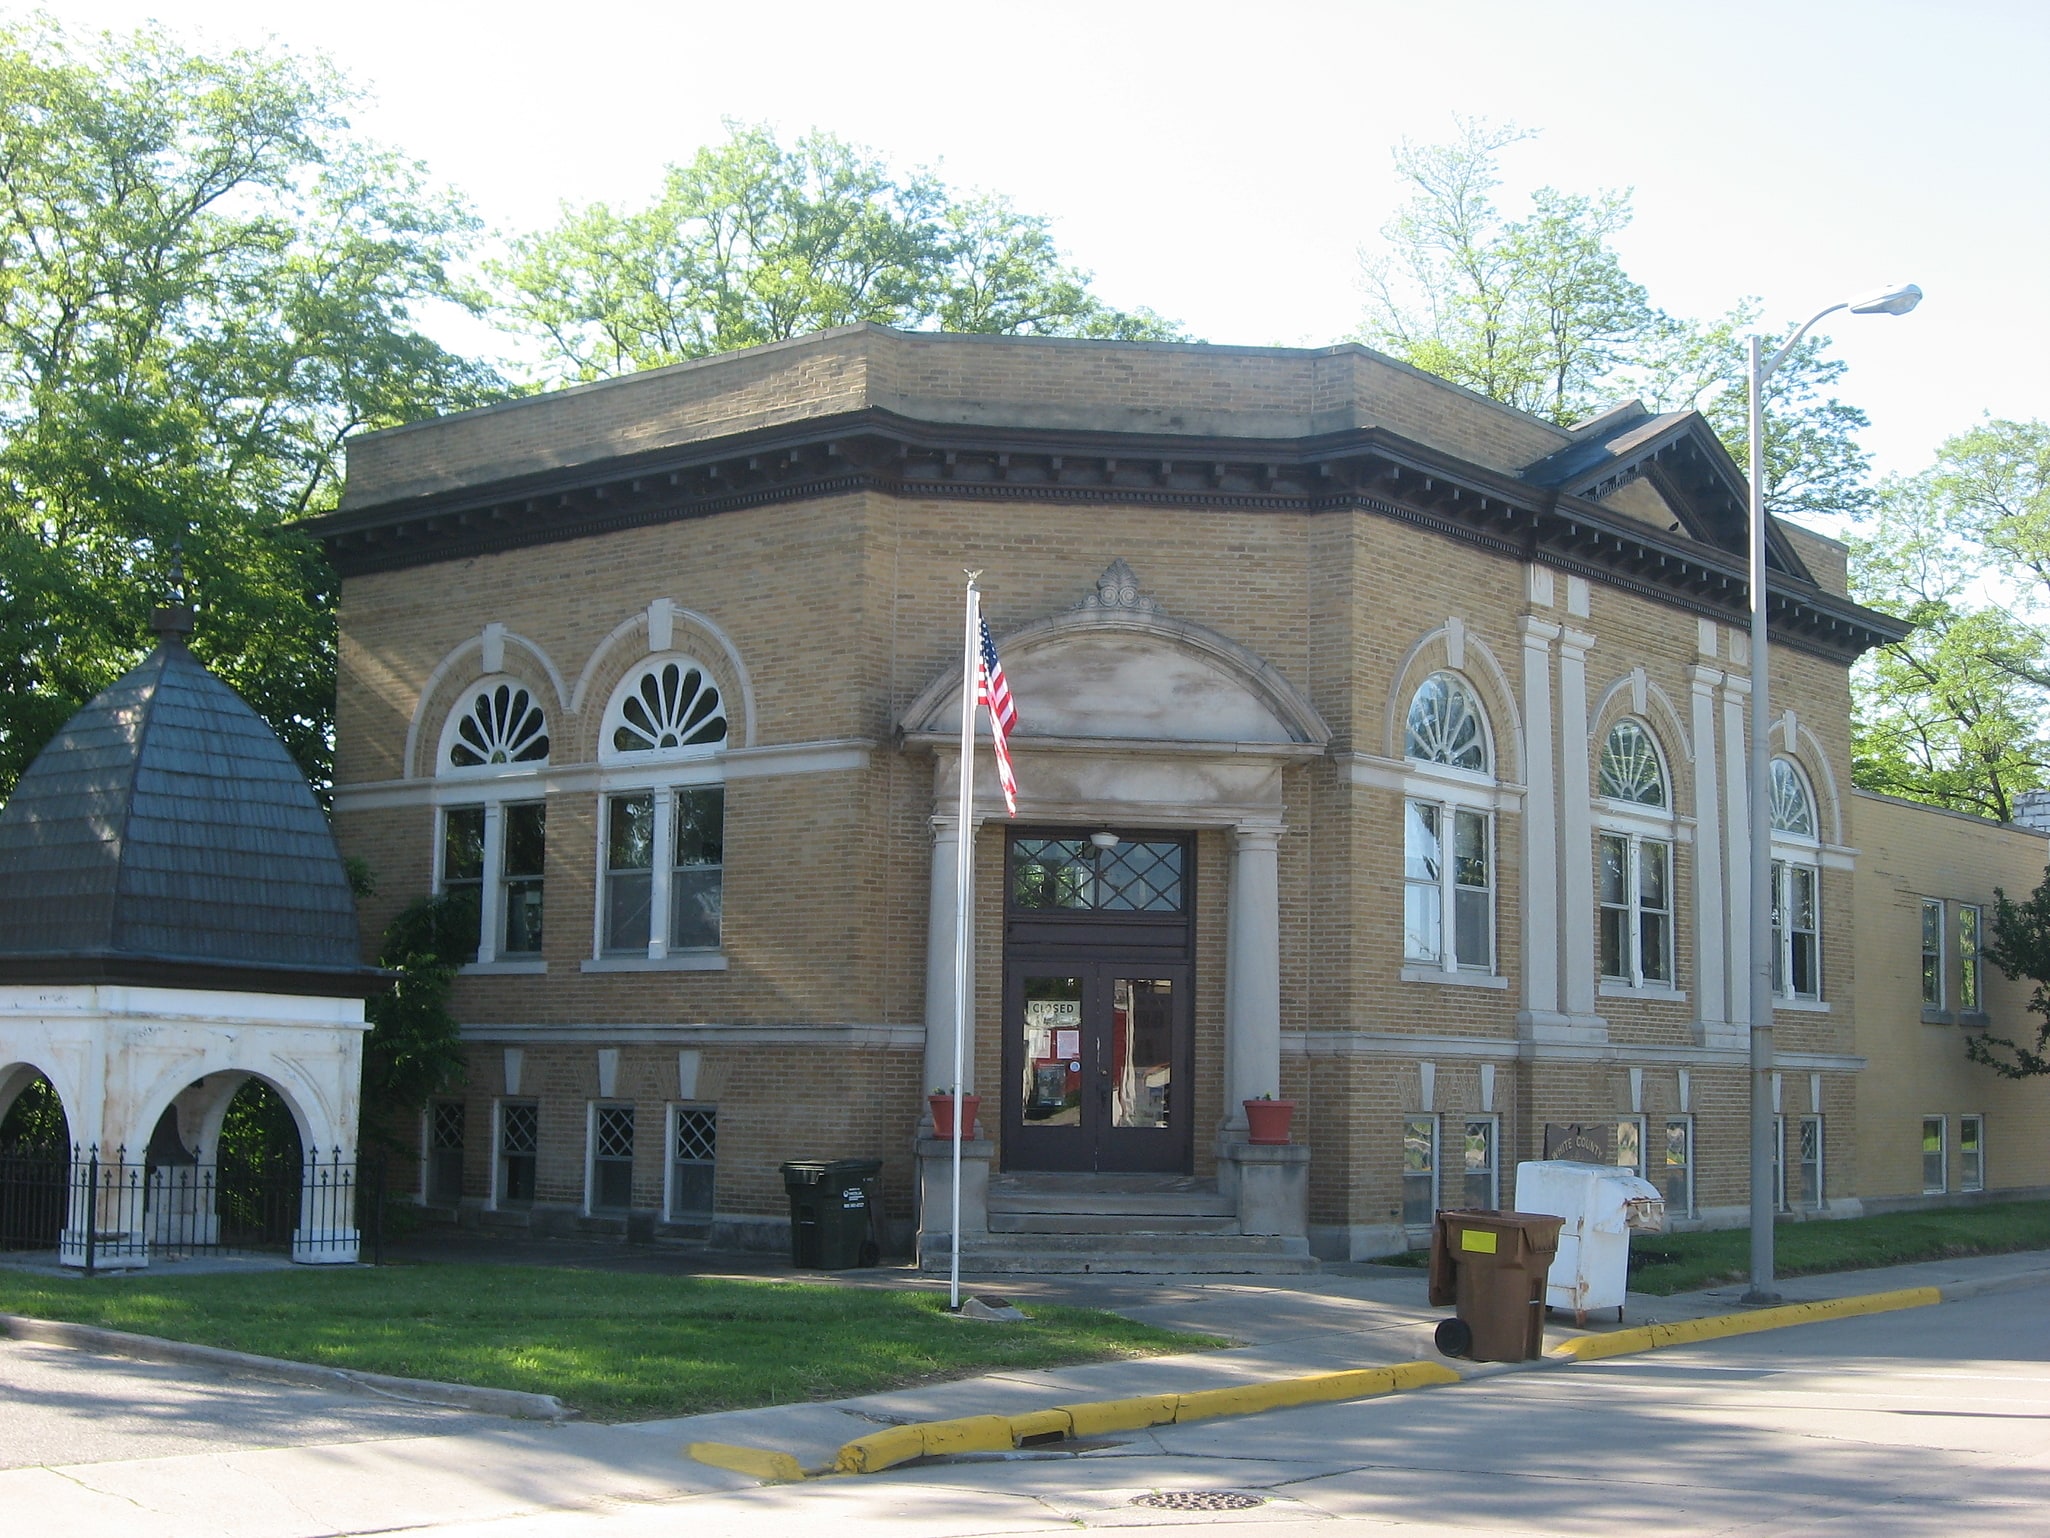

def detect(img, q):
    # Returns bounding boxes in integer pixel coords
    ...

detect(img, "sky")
[37,0,2050,492]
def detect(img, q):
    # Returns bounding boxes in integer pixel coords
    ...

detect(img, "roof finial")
[151,536,194,644]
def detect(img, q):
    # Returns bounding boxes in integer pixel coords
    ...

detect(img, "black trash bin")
[780,1158,883,1269]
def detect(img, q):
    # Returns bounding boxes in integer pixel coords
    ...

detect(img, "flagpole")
[951,572,981,1311]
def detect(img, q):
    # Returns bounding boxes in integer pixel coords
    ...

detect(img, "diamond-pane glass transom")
[674,1108,716,1164]
[1011,838,1184,912]
[501,1102,538,1155]
[1406,673,1487,771]
[432,1102,465,1150]
[613,661,728,754]
[1599,719,1665,806]
[1770,759,1814,836]
[451,683,549,767]
[596,1106,635,1160]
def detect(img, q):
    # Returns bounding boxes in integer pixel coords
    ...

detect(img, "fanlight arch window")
[604,658,729,761]
[1769,758,1816,838]
[444,681,550,771]
[1598,719,1666,807]
[1405,672,1489,773]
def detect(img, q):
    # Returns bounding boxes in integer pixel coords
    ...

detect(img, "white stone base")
[291,1227,361,1264]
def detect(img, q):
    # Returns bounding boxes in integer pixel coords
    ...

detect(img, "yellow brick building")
[314,325,2049,1267]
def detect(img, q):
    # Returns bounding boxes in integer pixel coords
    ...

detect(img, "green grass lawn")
[1379,1199,2050,1296]
[0,1265,1220,1421]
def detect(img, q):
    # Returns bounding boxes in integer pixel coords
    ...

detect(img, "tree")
[1973,872,2050,1078]
[1358,119,1876,522]
[492,123,1181,384]
[1849,421,2050,815]
[360,891,471,1124]
[0,19,502,801]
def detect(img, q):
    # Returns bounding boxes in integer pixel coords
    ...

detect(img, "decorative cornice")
[309,408,1907,665]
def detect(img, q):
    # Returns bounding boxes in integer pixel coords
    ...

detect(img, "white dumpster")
[1512,1160,1665,1322]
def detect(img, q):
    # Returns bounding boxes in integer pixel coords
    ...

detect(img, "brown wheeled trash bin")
[1427,1209,1566,1362]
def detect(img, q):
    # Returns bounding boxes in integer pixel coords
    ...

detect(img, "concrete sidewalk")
[5,1248,2048,1538]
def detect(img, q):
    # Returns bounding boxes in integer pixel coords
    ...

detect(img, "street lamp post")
[1744,282,1922,1305]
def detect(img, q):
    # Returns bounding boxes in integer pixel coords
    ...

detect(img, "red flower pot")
[1243,1098,1296,1146]
[928,1093,982,1140]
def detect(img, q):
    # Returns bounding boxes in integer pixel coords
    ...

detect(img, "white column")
[1557,627,1601,1025]
[1689,664,1729,1041]
[1721,675,1753,1027]
[1519,618,1561,1025]
[476,801,504,964]
[922,812,963,1097]
[647,787,674,961]
[1224,822,1284,1133]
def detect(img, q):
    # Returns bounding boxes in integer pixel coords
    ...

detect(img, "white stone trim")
[461,1022,925,1049]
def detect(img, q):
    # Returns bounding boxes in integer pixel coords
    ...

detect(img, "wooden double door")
[1003,960,1193,1173]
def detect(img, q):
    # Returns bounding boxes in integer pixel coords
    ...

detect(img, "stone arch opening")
[0,1068,70,1253]
[0,1065,70,1148]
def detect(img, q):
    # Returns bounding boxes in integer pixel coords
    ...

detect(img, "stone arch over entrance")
[901,560,1329,1139]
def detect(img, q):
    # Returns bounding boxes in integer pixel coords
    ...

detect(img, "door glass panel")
[1110,978,1174,1129]
[1020,977,1083,1125]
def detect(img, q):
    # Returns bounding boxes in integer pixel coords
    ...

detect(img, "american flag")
[978,616,1019,815]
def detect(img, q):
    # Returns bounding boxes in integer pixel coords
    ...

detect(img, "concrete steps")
[927,1171,1317,1276]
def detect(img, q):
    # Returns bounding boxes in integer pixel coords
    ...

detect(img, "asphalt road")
[3,1276,2045,1537]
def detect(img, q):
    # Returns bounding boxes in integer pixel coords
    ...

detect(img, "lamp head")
[1089,830,1121,850]
[1847,283,1923,317]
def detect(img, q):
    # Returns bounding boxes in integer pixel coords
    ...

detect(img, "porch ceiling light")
[1089,830,1121,850]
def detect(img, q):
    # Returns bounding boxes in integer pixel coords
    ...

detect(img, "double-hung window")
[1958,904,1984,1015]
[1661,1116,1694,1217]
[1463,1118,1499,1209]
[1402,672,1496,976]
[590,1104,635,1212]
[1614,1116,1646,1179]
[1402,1115,1439,1228]
[1959,1114,1984,1192]
[1921,1115,1947,1195]
[1768,759,1822,1002]
[497,1100,538,1206]
[1596,720,1677,990]
[1921,898,1945,1010]
[592,656,730,967]
[435,679,551,968]
[1797,1115,1824,1210]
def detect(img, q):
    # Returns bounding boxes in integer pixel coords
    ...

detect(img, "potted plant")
[928,1089,982,1139]
[1243,1094,1296,1145]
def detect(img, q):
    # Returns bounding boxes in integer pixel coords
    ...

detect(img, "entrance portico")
[901,563,1326,1265]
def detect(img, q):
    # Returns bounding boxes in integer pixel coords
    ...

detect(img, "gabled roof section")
[1519,401,1815,584]
[0,633,381,996]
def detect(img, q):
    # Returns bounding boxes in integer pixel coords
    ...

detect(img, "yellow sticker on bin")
[1459,1228,1498,1254]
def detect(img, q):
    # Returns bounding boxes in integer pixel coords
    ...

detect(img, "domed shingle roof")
[0,628,379,995]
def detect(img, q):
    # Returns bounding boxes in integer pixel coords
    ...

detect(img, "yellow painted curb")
[686,1442,806,1483]
[827,1359,1460,1476]
[1550,1286,1942,1362]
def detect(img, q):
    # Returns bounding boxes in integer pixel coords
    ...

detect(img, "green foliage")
[361,892,473,1117]
[0,17,504,800]
[214,1078,303,1166]
[492,122,1182,383]
[1973,874,2050,1078]
[0,1075,67,1147]
[1849,420,2050,817]
[1359,118,1874,522]
[0,1264,1220,1421]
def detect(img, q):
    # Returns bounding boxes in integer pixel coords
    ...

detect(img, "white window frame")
[1661,1115,1694,1218]
[1959,1113,1984,1193]
[1402,1114,1440,1230]
[587,1101,637,1216]
[1462,1116,1499,1210]
[493,1098,539,1210]
[1598,831,1677,991]
[1797,1114,1824,1211]
[665,1103,719,1223]
[1614,1115,1647,1178]
[586,656,730,973]
[1769,757,1823,1004]
[1921,1114,1947,1195]
[1958,904,1984,1015]
[1921,897,1946,1011]
[1403,797,1497,977]
[436,798,549,970]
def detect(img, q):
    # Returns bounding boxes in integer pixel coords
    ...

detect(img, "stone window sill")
[1772,997,1831,1014]
[1400,965,1508,990]
[460,960,547,976]
[581,953,729,973]
[1598,981,1689,1003]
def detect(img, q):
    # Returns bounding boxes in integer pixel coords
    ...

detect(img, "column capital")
[1720,674,1753,701]
[1689,663,1725,691]
[1520,615,1563,644]
[928,813,962,842]
[1232,822,1286,851]
[1559,626,1597,656]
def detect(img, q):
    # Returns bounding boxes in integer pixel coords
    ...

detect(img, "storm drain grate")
[1130,1490,1265,1511]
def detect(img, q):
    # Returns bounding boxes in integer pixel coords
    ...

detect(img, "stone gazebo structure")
[0,602,383,1265]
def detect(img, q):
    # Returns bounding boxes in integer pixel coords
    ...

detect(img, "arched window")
[1769,757,1821,1001]
[434,678,550,969]
[593,657,730,967]
[1598,719,1665,807]
[1402,671,1495,977]
[1770,757,1815,837]
[606,659,728,758]
[1405,672,1488,772]
[447,682,550,769]
[1596,719,1675,990]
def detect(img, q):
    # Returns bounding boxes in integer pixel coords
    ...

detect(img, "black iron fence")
[0,1145,384,1273]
